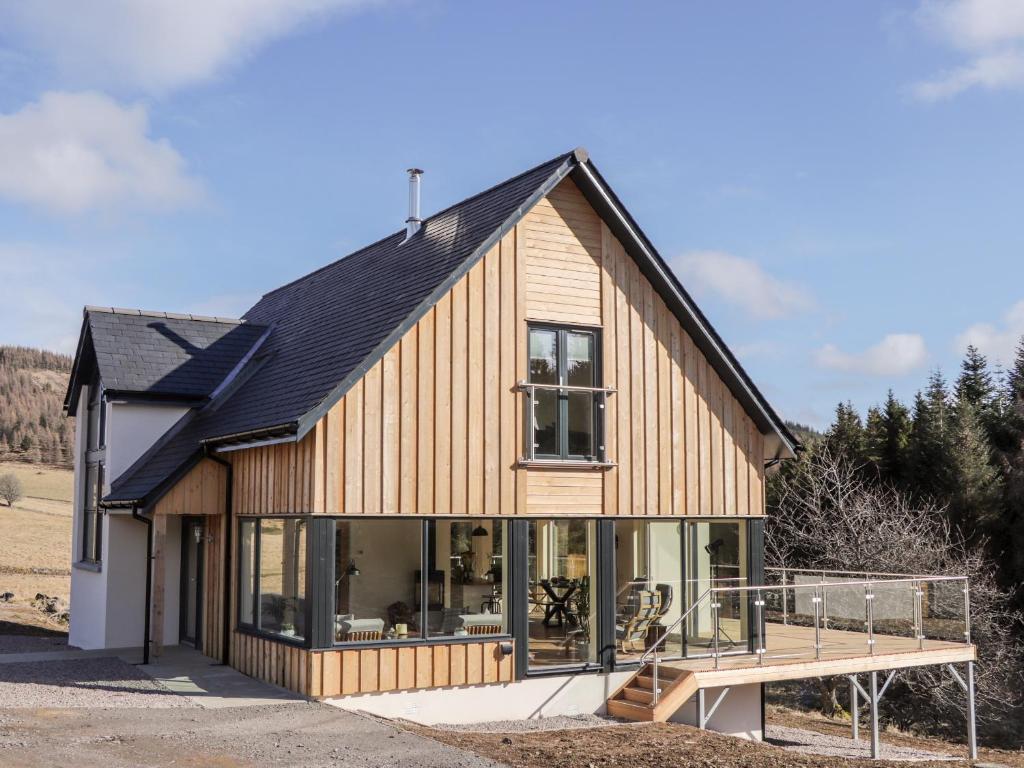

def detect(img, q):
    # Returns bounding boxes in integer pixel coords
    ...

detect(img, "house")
[63,148,977,754]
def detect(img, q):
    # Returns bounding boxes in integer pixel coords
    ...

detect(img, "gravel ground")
[431,713,618,733]
[0,658,190,708]
[0,703,503,767]
[766,724,958,762]
[0,633,71,654]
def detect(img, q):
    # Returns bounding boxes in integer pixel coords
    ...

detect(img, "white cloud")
[2,0,377,93]
[912,0,1024,100]
[671,250,814,320]
[954,299,1024,364]
[0,91,202,214]
[815,334,928,377]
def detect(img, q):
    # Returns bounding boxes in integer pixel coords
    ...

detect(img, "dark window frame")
[329,517,511,650]
[235,515,311,648]
[80,379,105,566]
[527,324,603,461]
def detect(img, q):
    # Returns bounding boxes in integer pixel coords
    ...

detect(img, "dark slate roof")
[104,150,577,504]
[100,147,800,507]
[64,309,267,412]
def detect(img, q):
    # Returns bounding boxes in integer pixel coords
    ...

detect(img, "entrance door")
[180,517,204,647]
[685,521,747,656]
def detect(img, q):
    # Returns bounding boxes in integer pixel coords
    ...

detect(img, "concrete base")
[328,670,763,739]
[141,646,306,708]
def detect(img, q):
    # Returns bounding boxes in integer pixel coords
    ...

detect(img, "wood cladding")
[310,640,514,697]
[228,634,513,698]
[150,459,227,662]
[229,177,766,517]
[523,179,602,326]
[152,458,228,517]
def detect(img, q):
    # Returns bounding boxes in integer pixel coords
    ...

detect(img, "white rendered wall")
[105,401,189,486]
[668,683,763,740]
[103,514,149,648]
[69,387,107,650]
[328,672,763,740]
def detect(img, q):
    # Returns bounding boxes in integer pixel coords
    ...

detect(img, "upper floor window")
[527,326,602,461]
[81,381,105,564]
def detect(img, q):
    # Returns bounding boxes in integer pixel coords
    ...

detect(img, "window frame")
[235,515,311,648]
[526,324,603,462]
[80,379,105,566]
[330,517,511,649]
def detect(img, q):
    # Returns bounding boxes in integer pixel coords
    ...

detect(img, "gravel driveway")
[765,724,958,762]
[0,703,504,767]
[0,657,189,708]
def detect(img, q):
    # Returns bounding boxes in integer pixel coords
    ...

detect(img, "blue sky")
[0,0,1022,429]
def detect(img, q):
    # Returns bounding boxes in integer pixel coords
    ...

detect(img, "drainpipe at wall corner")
[130,504,153,666]
[204,448,234,665]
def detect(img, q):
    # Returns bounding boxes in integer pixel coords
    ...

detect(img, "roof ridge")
[85,306,252,325]
[255,148,579,302]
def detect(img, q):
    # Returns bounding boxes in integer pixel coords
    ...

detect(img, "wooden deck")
[664,620,975,685]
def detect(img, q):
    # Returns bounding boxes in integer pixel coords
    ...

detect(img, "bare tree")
[767,445,1024,743]
[0,473,22,506]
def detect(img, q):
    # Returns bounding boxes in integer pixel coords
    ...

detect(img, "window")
[527,326,601,461]
[236,518,308,641]
[80,381,104,565]
[527,519,598,668]
[332,518,508,644]
[80,463,103,563]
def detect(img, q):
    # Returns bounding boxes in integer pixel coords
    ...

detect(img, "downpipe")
[130,504,153,666]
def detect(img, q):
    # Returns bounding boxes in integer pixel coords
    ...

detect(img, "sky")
[0,0,1022,430]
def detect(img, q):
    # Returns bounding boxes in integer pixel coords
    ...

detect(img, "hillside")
[0,346,74,467]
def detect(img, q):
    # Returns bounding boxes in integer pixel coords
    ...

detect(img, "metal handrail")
[516,380,617,394]
[767,567,966,580]
[634,573,971,706]
[639,588,713,705]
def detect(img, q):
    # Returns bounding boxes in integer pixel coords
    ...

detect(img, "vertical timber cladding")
[150,458,229,661]
[298,176,766,516]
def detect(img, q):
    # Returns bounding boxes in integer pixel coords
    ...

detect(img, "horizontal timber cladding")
[152,458,228,517]
[311,640,514,698]
[227,634,513,698]
[254,175,767,517]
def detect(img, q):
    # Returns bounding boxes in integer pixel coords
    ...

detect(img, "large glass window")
[614,520,683,662]
[527,519,597,669]
[686,521,747,656]
[527,326,600,461]
[333,518,508,644]
[80,382,104,565]
[236,518,307,641]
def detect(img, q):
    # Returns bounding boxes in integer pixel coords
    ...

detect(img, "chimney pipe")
[405,168,423,240]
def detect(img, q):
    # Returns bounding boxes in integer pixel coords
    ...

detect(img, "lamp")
[471,525,489,537]
[345,561,361,577]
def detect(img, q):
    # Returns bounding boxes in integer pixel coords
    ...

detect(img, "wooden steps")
[607,663,699,723]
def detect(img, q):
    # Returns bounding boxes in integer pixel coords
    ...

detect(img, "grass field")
[0,462,72,606]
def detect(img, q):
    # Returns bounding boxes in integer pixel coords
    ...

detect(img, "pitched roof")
[98,147,799,508]
[104,150,577,504]
[63,308,267,413]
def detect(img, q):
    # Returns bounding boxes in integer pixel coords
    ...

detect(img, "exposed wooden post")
[151,514,166,657]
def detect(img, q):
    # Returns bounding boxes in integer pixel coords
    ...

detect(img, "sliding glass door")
[685,521,748,656]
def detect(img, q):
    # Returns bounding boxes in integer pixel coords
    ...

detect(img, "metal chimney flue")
[405,168,423,240]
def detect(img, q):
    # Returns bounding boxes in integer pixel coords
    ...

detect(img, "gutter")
[130,504,153,666]
[204,448,234,665]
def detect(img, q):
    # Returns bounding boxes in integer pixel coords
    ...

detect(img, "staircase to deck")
[606,663,699,722]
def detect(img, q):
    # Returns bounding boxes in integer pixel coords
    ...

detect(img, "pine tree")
[825,401,865,464]
[908,371,954,499]
[955,345,994,412]
[949,397,1003,537]
[866,390,912,486]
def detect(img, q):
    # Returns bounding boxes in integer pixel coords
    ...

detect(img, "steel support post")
[849,676,859,741]
[869,670,880,759]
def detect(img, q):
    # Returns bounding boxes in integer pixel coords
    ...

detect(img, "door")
[180,517,204,647]
[685,521,747,656]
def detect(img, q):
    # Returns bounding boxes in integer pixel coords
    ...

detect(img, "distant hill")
[0,346,74,467]
[784,420,822,445]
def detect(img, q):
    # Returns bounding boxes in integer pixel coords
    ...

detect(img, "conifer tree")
[824,401,864,464]
[908,371,954,499]
[949,397,1003,536]
[955,345,994,412]
[874,390,911,486]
